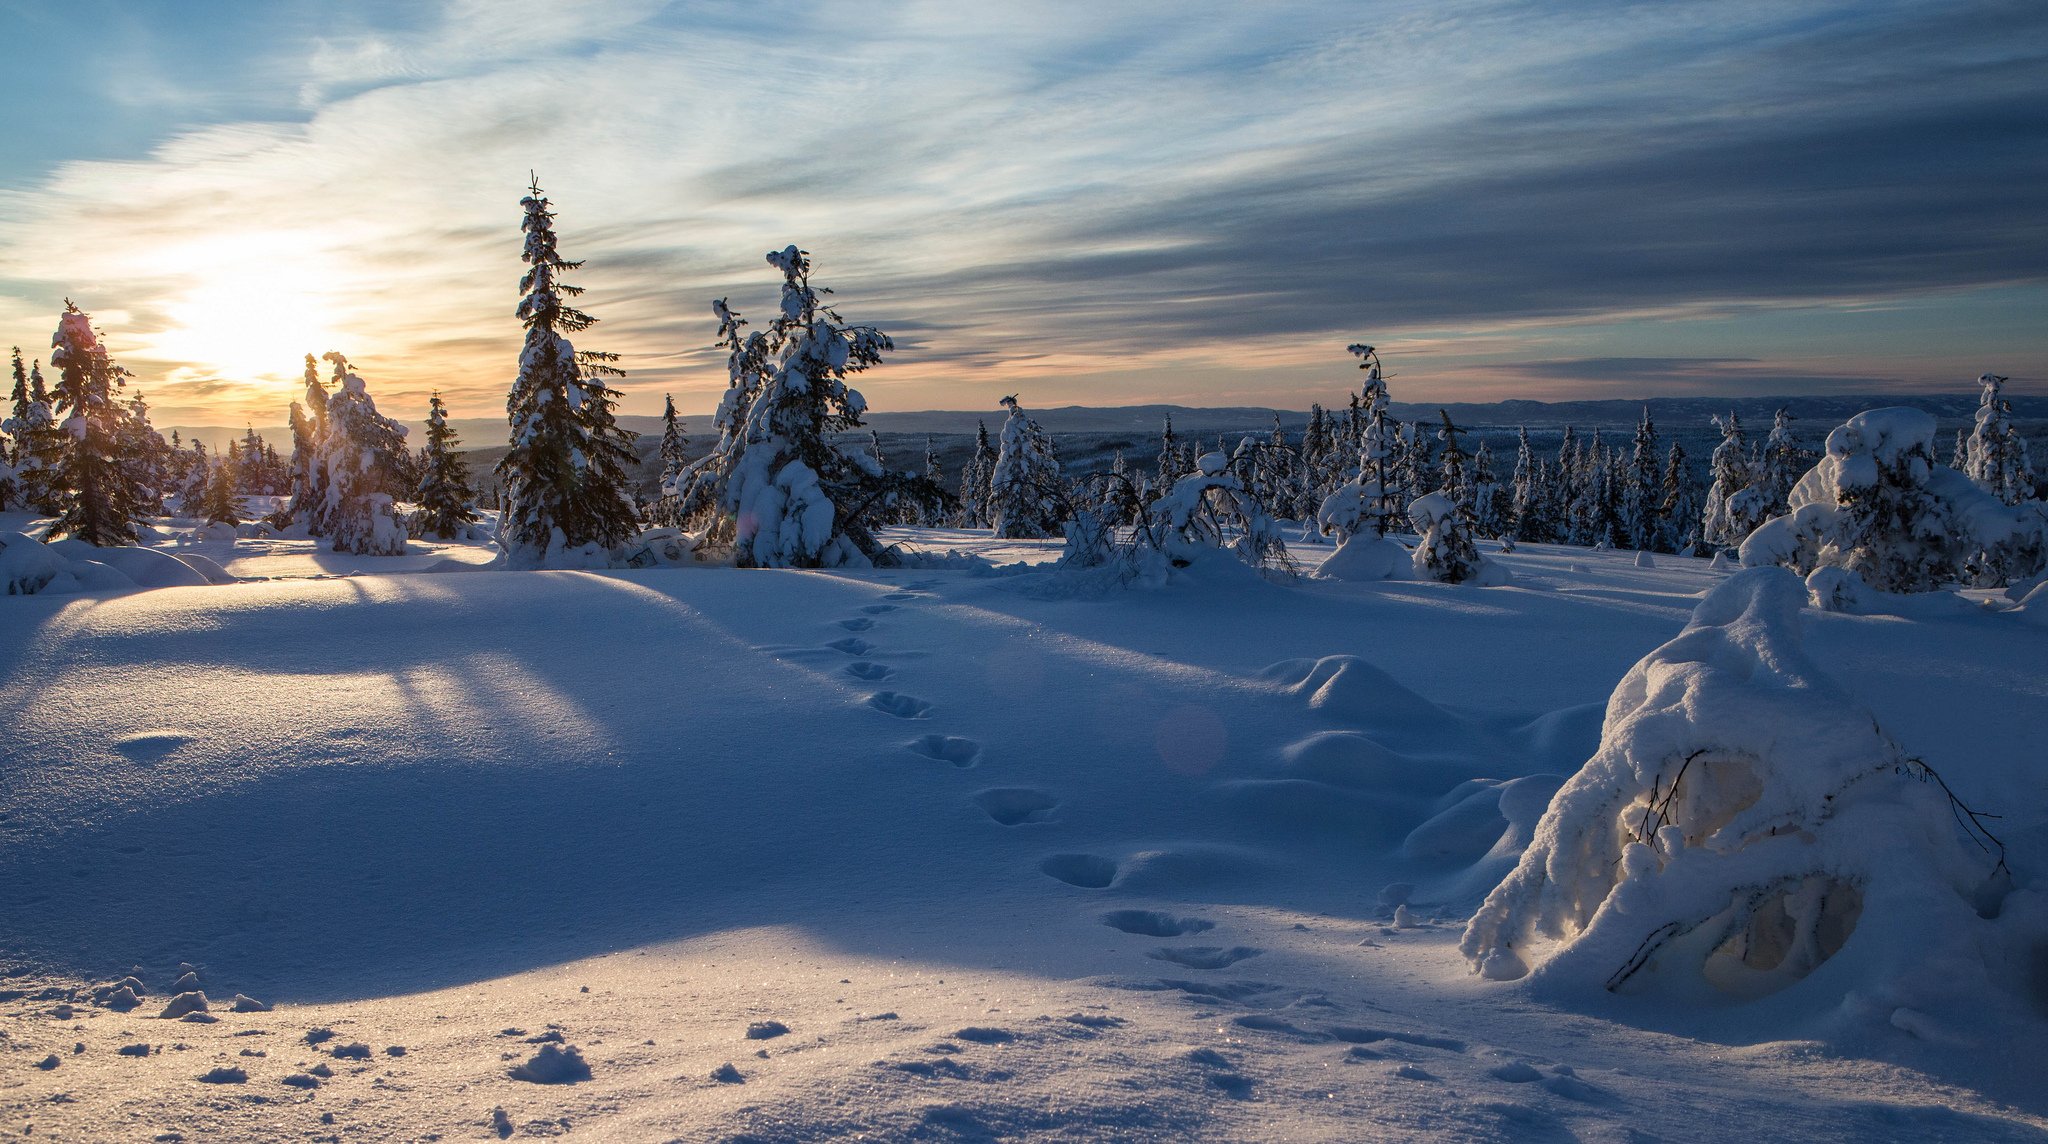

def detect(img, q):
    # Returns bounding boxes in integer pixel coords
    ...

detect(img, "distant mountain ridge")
[163,393,2046,451]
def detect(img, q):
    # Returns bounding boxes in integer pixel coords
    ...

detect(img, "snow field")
[2,536,2045,1140]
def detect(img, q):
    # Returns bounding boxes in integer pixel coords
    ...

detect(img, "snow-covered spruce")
[647,393,687,528]
[496,178,640,569]
[720,246,909,568]
[668,298,769,549]
[5,348,64,515]
[953,420,996,528]
[314,354,410,556]
[1407,490,1501,584]
[284,354,330,535]
[1739,407,2045,592]
[1962,373,2034,506]
[413,392,479,540]
[1461,568,2025,1017]
[46,303,151,546]
[988,395,1064,539]
[1700,412,1766,554]
[1316,345,1402,541]
[196,458,242,528]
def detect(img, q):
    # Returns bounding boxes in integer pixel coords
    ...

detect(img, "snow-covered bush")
[1461,568,2017,1009]
[1739,408,2044,592]
[0,531,66,594]
[1152,451,1288,571]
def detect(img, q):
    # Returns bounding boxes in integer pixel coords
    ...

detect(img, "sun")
[152,270,342,385]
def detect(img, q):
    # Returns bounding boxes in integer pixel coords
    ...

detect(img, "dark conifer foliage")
[414,392,479,539]
[496,176,639,567]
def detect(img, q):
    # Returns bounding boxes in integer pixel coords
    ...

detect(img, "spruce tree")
[1508,427,1544,543]
[1963,373,2032,505]
[917,435,943,525]
[1624,407,1661,550]
[48,302,149,546]
[287,353,331,533]
[956,421,996,528]
[496,177,639,567]
[989,395,1064,539]
[198,457,242,527]
[649,393,687,527]
[672,298,770,543]
[721,245,903,567]
[414,392,479,539]
[316,353,411,555]
[5,350,64,514]
[1657,441,1699,553]
[1701,412,1764,551]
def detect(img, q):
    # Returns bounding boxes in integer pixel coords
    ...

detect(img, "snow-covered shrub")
[1739,408,2044,591]
[0,531,66,594]
[1461,568,2015,1008]
[1152,451,1288,571]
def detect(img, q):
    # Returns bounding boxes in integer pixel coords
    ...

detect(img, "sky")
[0,0,2043,429]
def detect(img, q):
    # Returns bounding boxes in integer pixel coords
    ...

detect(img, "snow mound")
[1315,535,1407,581]
[48,541,210,589]
[1461,568,2038,1033]
[1260,655,1458,729]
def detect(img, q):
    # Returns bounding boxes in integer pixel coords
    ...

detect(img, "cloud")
[0,0,2042,425]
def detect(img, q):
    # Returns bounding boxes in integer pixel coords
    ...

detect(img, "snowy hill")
[2,524,2044,1140]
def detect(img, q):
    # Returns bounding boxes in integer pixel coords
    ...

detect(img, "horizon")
[3,1,2044,427]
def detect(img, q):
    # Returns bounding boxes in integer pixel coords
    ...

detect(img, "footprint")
[952,1027,1015,1045]
[907,735,980,766]
[868,692,933,719]
[1040,853,1118,889]
[844,662,894,681]
[1101,910,1215,937]
[861,604,899,615]
[972,788,1059,825]
[838,617,877,632]
[828,637,875,655]
[1147,946,1263,970]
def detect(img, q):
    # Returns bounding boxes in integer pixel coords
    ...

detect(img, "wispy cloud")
[0,0,2042,426]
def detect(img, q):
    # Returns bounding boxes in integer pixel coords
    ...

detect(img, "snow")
[1,524,2044,1139]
